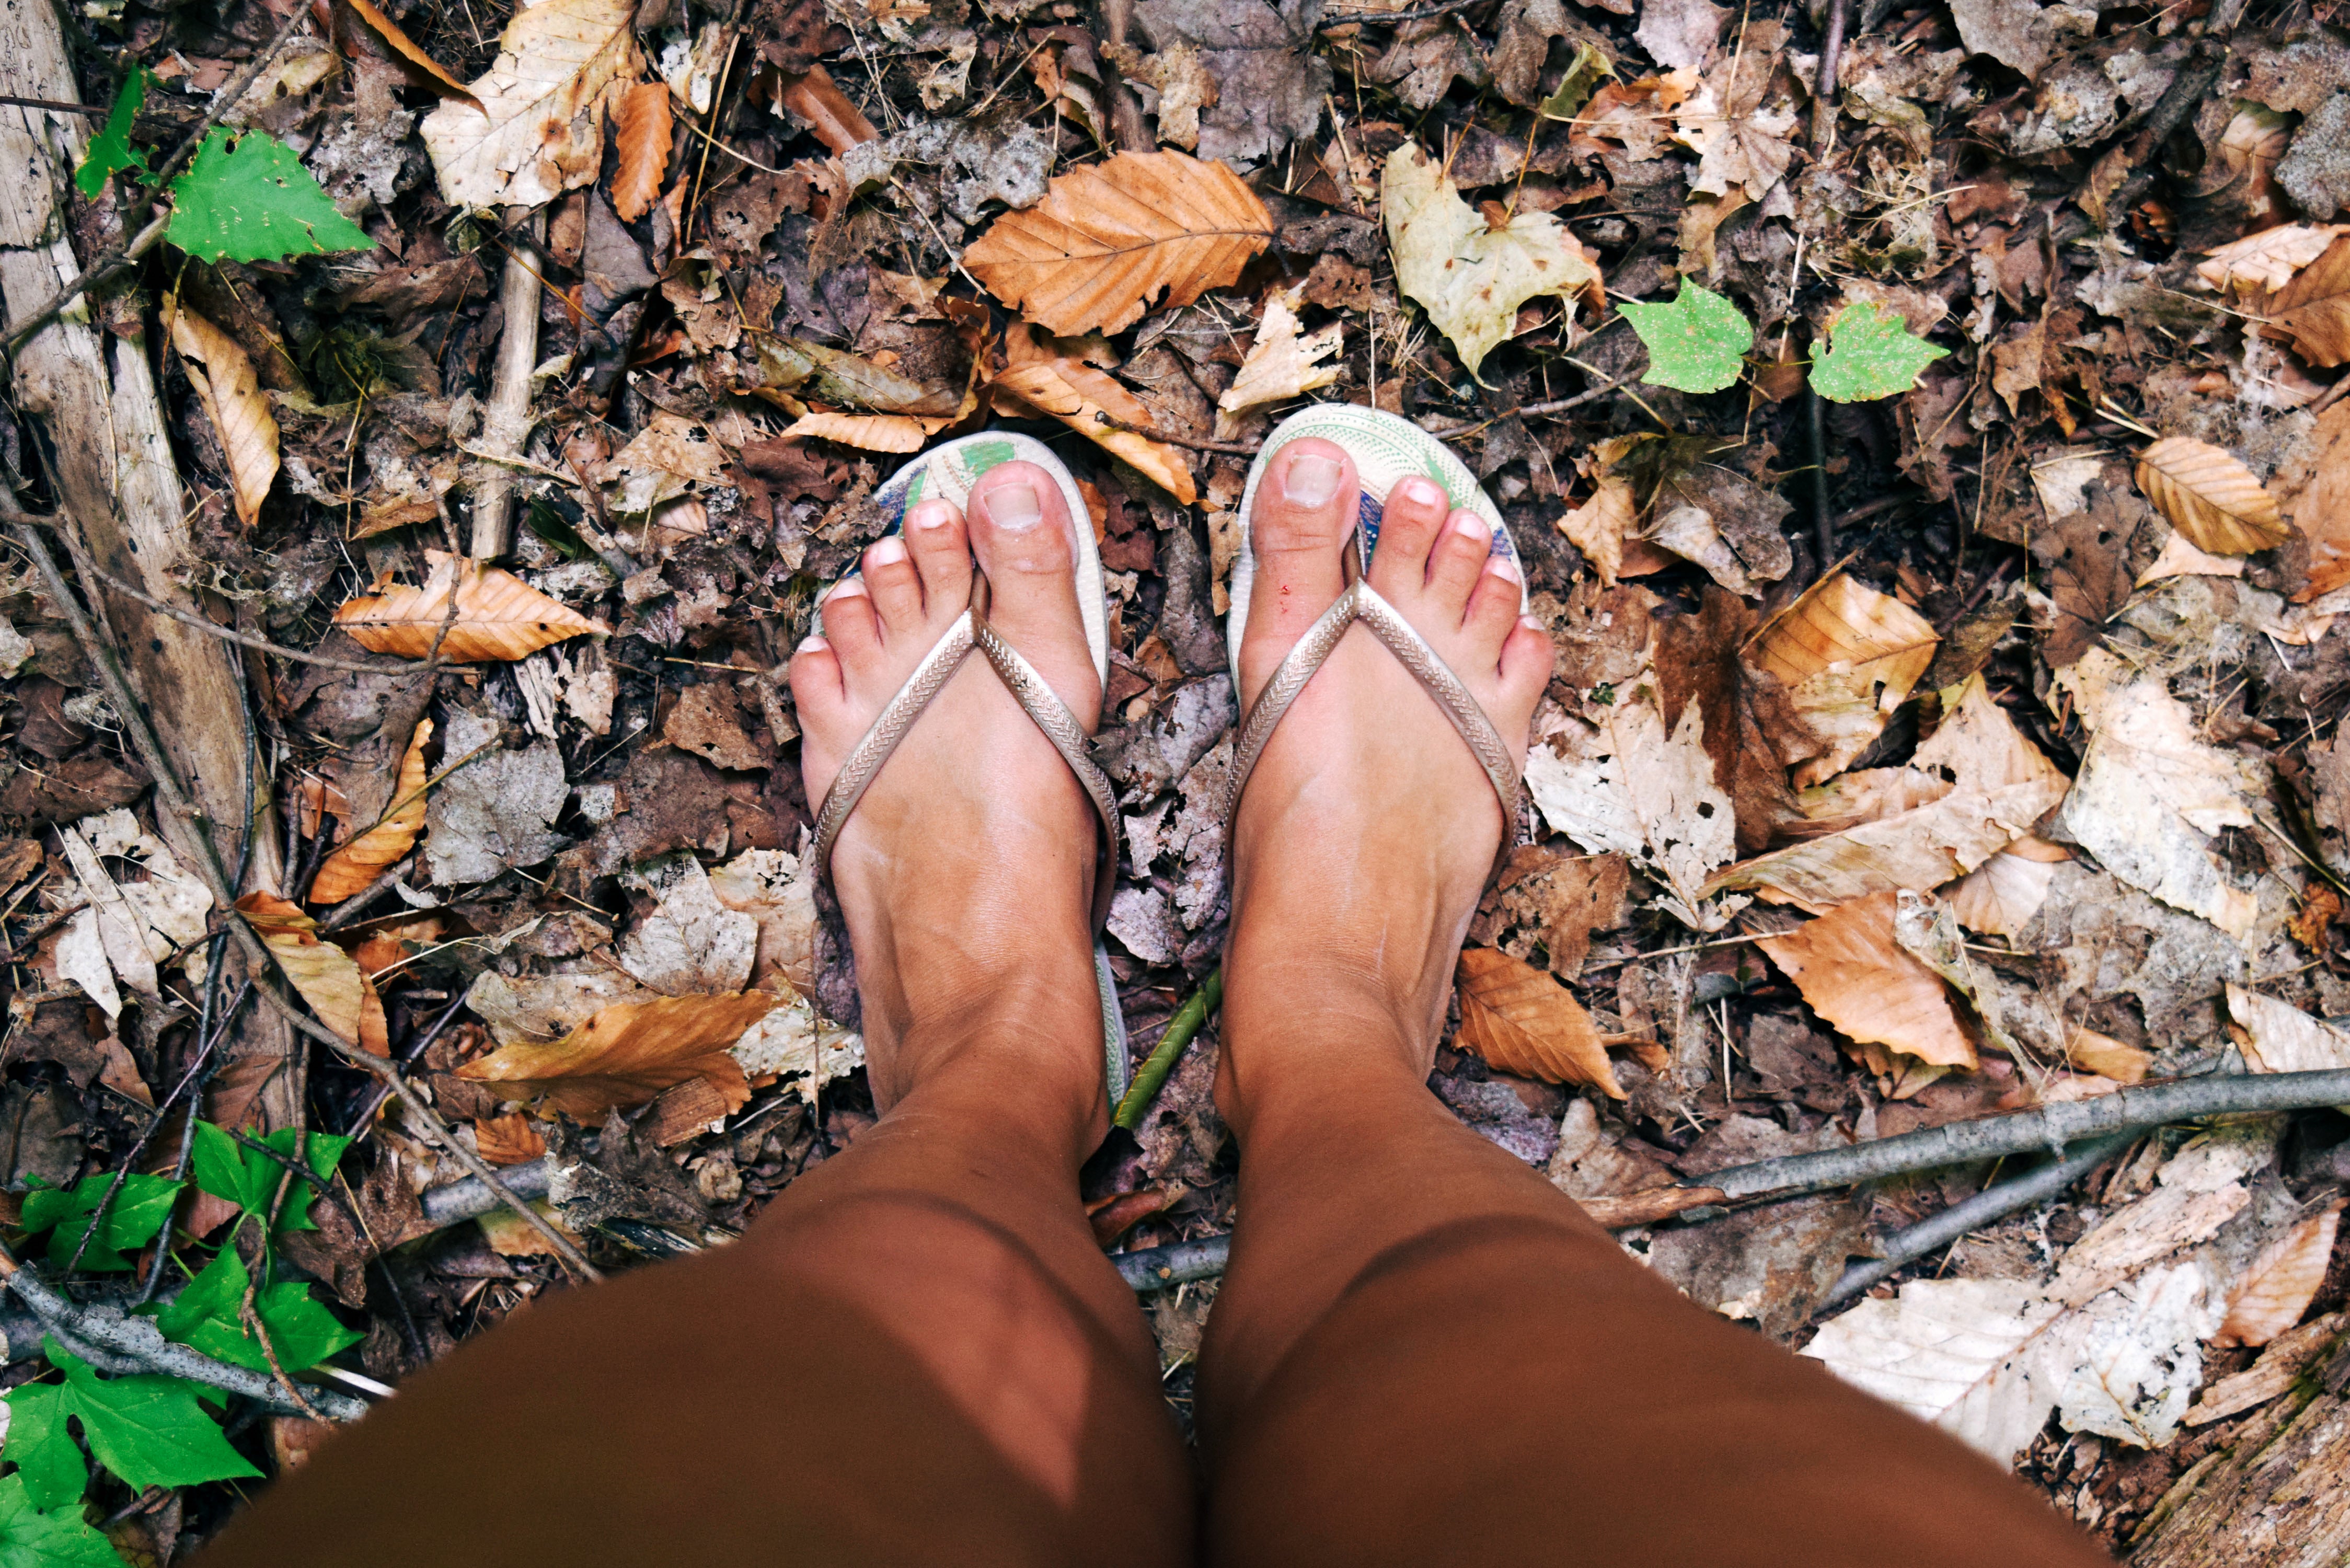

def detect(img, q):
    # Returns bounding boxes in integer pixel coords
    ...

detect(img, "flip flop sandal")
[809,432,1133,1105]
[1223,405,1530,886]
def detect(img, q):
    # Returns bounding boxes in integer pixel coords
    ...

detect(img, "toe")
[1423,509,1494,609]
[863,534,924,632]
[1497,616,1556,728]
[1462,552,1523,650]
[1365,474,1449,601]
[787,633,846,714]
[819,578,883,675]
[1239,439,1356,697]
[966,460,1100,721]
[904,498,972,615]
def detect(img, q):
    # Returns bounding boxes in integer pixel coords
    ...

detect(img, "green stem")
[1113,970,1222,1131]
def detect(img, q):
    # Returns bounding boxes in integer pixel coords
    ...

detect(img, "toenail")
[1490,554,1522,583]
[1518,616,1545,634]
[1450,513,1493,543]
[868,535,908,568]
[909,500,955,531]
[980,482,1044,529]
[1399,476,1444,509]
[827,578,868,603]
[1281,452,1343,508]
[800,633,830,653]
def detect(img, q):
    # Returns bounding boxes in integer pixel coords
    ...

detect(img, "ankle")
[1214,974,1432,1142]
[873,997,1110,1154]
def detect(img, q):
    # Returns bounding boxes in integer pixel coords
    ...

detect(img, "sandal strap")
[813,609,976,877]
[1223,579,1525,884]
[974,617,1123,935]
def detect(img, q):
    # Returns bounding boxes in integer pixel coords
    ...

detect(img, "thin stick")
[68,557,444,673]
[1810,0,1852,153]
[1113,969,1220,1129]
[1092,412,1261,456]
[471,209,545,560]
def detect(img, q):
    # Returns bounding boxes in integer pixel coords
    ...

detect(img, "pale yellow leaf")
[335,549,609,662]
[1755,890,1976,1069]
[238,892,388,1055]
[309,718,432,905]
[2226,983,2350,1073]
[2136,528,2247,586]
[2216,1203,2342,1347]
[2196,223,2348,293]
[992,360,1198,504]
[609,80,674,222]
[167,299,278,528]
[2134,436,2287,556]
[1216,293,1342,430]
[782,411,941,453]
[1559,475,1633,587]
[1753,572,1939,788]
[420,0,642,209]
[455,990,780,1116]
[1453,946,1623,1098]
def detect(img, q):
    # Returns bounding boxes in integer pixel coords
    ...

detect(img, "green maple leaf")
[153,1249,360,1375]
[46,1345,258,1493]
[20,1174,183,1272]
[1808,300,1949,402]
[1617,281,1753,394]
[73,67,151,198]
[1,1385,86,1514]
[0,1474,117,1568]
[164,127,374,264]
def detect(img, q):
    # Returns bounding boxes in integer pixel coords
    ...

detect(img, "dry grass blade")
[992,360,1199,504]
[962,150,1275,337]
[782,411,938,453]
[335,549,608,662]
[238,892,389,1056]
[1454,947,1625,1098]
[2134,436,2287,556]
[455,990,781,1116]
[609,82,674,223]
[1752,572,1938,788]
[2216,1202,2343,1347]
[167,299,278,528]
[308,717,432,905]
[2267,231,2350,367]
[1754,890,1976,1070]
[343,0,478,103]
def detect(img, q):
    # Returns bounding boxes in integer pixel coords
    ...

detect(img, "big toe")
[966,460,1100,724]
[1239,439,1357,702]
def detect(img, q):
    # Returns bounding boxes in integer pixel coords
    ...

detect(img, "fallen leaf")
[707,847,820,994]
[2067,1027,2151,1083]
[237,893,389,1056]
[351,917,444,977]
[420,0,641,209]
[1673,43,1796,205]
[2226,983,2350,1073]
[2284,399,2350,603]
[2133,436,2287,556]
[1943,836,2068,938]
[343,0,478,102]
[2267,231,2350,367]
[2049,1132,2270,1306]
[1215,292,1342,429]
[167,299,279,528]
[423,711,569,885]
[2188,1312,2345,1425]
[1383,141,1604,379]
[2196,223,2348,293]
[608,81,673,222]
[1454,946,1624,1098]
[1752,572,1939,787]
[962,149,1274,337]
[2055,650,2261,942]
[1560,475,1634,586]
[1132,0,1331,167]
[1950,0,2054,79]
[456,990,778,1116]
[2137,529,2248,586]
[1801,1277,2065,1464]
[335,549,609,661]
[2216,1202,2342,1347]
[663,683,764,771]
[992,359,1198,504]
[309,717,432,905]
[615,854,757,995]
[473,1112,549,1166]
[1755,890,1976,1070]
[56,809,213,1013]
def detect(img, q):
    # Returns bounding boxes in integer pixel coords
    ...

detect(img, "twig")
[67,556,443,674]
[315,856,417,932]
[1113,969,1220,1129]
[1092,412,1262,456]
[1316,0,1488,27]
[471,207,546,559]
[1811,0,1853,154]
[418,1155,556,1227]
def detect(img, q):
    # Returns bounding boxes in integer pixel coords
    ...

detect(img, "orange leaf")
[1754,890,1976,1070]
[991,360,1198,504]
[167,298,279,528]
[342,0,479,103]
[236,892,389,1056]
[963,149,1275,337]
[335,549,608,662]
[352,917,445,977]
[2134,436,2287,556]
[776,65,877,155]
[781,411,940,453]
[608,81,673,223]
[474,1111,549,1166]
[1752,572,1939,788]
[309,717,433,904]
[455,990,779,1116]
[2217,1202,2344,1347]
[2268,232,2350,367]
[1453,946,1625,1099]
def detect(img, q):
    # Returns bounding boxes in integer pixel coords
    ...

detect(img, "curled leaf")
[167,299,279,528]
[2133,436,2287,556]
[992,360,1197,504]
[1752,572,1939,788]
[309,718,432,905]
[343,0,479,103]
[1754,891,1976,1071]
[1454,946,1624,1098]
[1216,293,1343,427]
[420,0,641,209]
[455,990,781,1116]
[335,549,609,662]
[238,893,389,1056]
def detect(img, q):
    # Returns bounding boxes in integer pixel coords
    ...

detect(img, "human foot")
[1219,437,1552,1115]
[789,457,1107,1117]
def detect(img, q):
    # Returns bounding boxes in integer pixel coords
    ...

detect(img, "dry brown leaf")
[2133,436,2287,556]
[1453,946,1625,1099]
[775,66,878,155]
[609,81,674,223]
[1752,573,1939,787]
[335,549,609,662]
[782,411,940,453]
[343,0,479,102]
[352,917,444,977]
[1755,890,1976,1070]
[2268,232,2350,367]
[309,717,433,905]
[167,299,278,528]
[237,893,389,1056]
[2227,983,2350,1073]
[2066,1026,2150,1084]
[455,990,779,1116]
[1560,476,1634,588]
[2216,1203,2344,1347]
[474,1111,549,1166]
[992,360,1198,504]
[1216,292,1342,431]
[1943,836,2067,938]
[2197,223,2348,293]
[420,0,641,208]
[963,150,1275,337]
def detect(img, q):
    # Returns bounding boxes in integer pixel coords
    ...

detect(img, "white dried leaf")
[1801,1278,2066,1465]
[421,0,642,209]
[618,853,758,995]
[2226,983,2350,1074]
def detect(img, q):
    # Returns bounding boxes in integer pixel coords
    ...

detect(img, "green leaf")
[263,1129,352,1234]
[1617,281,1753,394]
[154,1250,359,1375]
[1807,299,1950,403]
[191,1121,263,1215]
[0,1474,117,1568]
[1,1386,86,1514]
[1536,41,1614,122]
[48,1346,259,1492]
[73,67,151,198]
[164,128,374,264]
[20,1175,184,1273]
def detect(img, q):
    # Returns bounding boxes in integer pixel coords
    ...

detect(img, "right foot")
[1220,441,1552,1111]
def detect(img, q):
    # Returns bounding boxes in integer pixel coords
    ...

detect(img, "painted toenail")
[909,500,955,531]
[980,482,1044,529]
[1399,476,1444,509]
[869,535,908,567]
[1282,452,1343,507]
[800,634,830,653]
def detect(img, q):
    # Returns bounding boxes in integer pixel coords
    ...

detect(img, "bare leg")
[201,465,1194,1567]
[1195,442,2106,1568]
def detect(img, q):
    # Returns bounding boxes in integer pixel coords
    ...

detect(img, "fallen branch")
[72,558,450,674]
[471,208,547,560]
